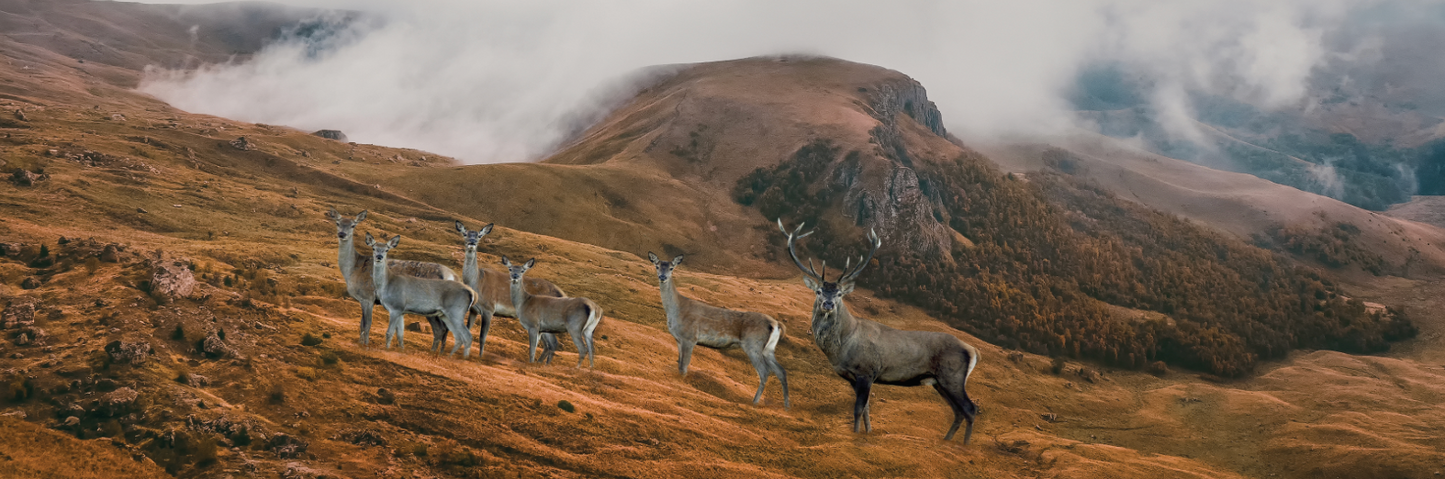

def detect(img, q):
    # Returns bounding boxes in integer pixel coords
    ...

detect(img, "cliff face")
[529,56,965,267]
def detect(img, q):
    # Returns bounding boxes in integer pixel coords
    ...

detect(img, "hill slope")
[1,2,1443,478]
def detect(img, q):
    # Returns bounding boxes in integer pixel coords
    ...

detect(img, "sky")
[135,0,1430,164]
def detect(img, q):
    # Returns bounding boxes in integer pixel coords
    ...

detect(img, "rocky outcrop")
[105,340,152,365]
[311,129,347,142]
[148,256,197,300]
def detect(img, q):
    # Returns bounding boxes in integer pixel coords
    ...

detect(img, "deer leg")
[474,307,493,360]
[568,323,588,368]
[525,326,541,363]
[358,298,373,347]
[393,311,407,351]
[934,382,968,441]
[677,341,696,375]
[428,315,447,353]
[382,307,399,350]
[852,377,873,433]
[771,357,790,410]
[445,307,471,359]
[539,333,558,365]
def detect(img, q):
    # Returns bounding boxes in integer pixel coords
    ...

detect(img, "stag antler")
[777,219,821,282]
[837,228,880,284]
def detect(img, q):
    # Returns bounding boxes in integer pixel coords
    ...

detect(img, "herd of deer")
[326,209,980,443]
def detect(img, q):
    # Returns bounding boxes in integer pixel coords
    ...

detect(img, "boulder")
[230,136,254,151]
[267,433,309,459]
[10,168,45,186]
[2,300,36,329]
[310,130,348,142]
[105,340,152,366]
[98,387,139,416]
[203,331,235,359]
[149,259,196,300]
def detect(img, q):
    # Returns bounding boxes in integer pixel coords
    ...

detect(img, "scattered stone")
[105,340,152,366]
[110,114,126,121]
[1076,367,1101,383]
[2,301,36,329]
[229,136,253,151]
[149,258,197,300]
[13,332,29,345]
[20,277,40,290]
[0,243,20,257]
[376,388,395,405]
[203,331,235,359]
[136,207,148,214]
[99,244,120,263]
[2,409,26,419]
[10,168,45,186]
[183,374,209,387]
[46,149,58,157]
[62,416,80,427]
[280,462,329,479]
[310,129,348,142]
[268,433,309,459]
[338,428,386,447]
[13,109,26,121]
[1006,351,1025,363]
[98,387,139,416]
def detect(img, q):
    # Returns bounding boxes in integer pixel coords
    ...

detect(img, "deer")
[649,251,790,408]
[326,208,456,349]
[501,256,604,368]
[365,233,477,357]
[779,219,981,443]
[452,221,561,362]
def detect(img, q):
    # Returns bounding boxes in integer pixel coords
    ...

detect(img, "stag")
[779,220,981,443]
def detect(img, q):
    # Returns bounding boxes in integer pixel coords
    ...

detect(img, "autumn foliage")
[736,143,1416,377]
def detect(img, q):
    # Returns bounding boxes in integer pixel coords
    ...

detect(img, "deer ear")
[388,235,401,248]
[500,255,510,266]
[479,223,493,236]
[355,210,368,222]
[839,282,854,295]
[364,232,375,246]
[648,252,659,263]
[671,255,684,266]
[524,258,536,269]
[803,276,820,291]
[454,220,467,235]
[325,208,339,221]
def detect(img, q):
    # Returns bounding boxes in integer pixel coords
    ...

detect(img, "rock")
[376,388,395,405]
[105,340,152,366]
[136,207,148,214]
[149,259,196,300]
[280,462,331,479]
[13,326,44,346]
[13,332,29,345]
[62,416,80,427]
[310,129,348,142]
[267,433,309,459]
[203,331,234,359]
[13,109,25,121]
[2,409,26,419]
[46,149,58,157]
[229,136,253,151]
[0,243,20,257]
[99,387,139,416]
[10,168,44,186]
[2,301,36,329]
[184,374,209,387]
[20,277,40,290]
[337,428,386,447]
[99,244,120,263]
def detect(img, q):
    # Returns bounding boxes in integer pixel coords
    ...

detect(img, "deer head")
[778,219,881,316]
[454,221,495,251]
[648,252,684,284]
[364,233,401,262]
[327,208,367,241]
[500,256,536,285]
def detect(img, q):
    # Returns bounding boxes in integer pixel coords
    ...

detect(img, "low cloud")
[139,0,1405,163]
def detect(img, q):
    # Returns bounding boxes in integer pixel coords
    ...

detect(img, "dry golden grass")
[2,5,1445,477]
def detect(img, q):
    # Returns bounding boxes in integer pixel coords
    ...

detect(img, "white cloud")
[137,0,1386,163]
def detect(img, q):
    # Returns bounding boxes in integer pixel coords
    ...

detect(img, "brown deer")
[366,233,477,356]
[779,220,981,443]
[327,208,454,348]
[650,251,789,408]
[451,221,561,362]
[501,257,604,367]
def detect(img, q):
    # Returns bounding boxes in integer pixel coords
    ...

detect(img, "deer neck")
[337,234,361,281]
[462,247,479,288]
[371,256,390,293]
[659,279,684,330]
[811,301,858,357]
[510,278,528,316]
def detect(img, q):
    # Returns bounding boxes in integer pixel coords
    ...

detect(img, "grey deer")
[650,251,790,408]
[366,233,477,357]
[327,208,456,349]
[780,220,981,443]
[451,221,561,362]
[501,257,604,367]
